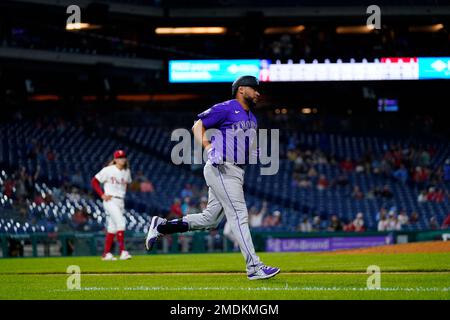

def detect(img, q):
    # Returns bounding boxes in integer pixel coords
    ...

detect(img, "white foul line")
[52,286,450,293]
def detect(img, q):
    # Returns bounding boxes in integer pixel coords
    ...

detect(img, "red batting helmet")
[113,150,126,159]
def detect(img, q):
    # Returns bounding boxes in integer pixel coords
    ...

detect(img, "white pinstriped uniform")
[95,165,131,233]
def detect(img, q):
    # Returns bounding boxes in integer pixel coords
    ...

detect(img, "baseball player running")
[91,150,132,261]
[145,75,280,280]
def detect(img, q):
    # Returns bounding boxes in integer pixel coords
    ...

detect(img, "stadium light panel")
[336,25,374,34]
[116,94,200,102]
[264,25,305,34]
[408,24,445,32]
[155,27,226,35]
[29,95,60,101]
[66,23,100,31]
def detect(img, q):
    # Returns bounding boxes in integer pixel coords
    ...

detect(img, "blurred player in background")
[223,221,239,251]
[91,150,132,261]
[145,75,280,280]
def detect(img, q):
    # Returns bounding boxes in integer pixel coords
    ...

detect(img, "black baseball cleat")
[145,216,166,251]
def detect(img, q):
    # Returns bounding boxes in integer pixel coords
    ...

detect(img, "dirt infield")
[329,241,450,255]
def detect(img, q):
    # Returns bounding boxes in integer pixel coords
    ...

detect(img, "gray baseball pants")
[184,160,263,275]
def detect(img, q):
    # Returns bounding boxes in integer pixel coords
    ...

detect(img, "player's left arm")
[192,119,212,151]
[126,170,132,190]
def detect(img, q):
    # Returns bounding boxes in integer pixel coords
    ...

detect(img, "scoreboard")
[169,57,450,83]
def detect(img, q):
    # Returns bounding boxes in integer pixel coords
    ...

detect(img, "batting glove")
[207,147,223,166]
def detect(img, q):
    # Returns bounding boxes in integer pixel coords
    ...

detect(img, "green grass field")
[0,252,449,299]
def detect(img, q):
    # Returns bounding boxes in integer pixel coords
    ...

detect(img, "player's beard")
[244,95,257,108]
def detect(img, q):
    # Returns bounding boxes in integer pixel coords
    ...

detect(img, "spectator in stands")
[429,216,439,230]
[67,187,81,202]
[198,196,208,211]
[181,197,192,216]
[398,210,409,226]
[297,176,312,189]
[327,214,343,232]
[33,192,45,206]
[352,212,366,232]
[249,202,267,228]
[272,211,282,227]
[15,175,28,199]
[317,150,329,165]
[261,209,274,227]
[316,174,329,191]
[294,156,308,174]
[412,166,429,189]
[249,207,263,228]
[180,184,193,198]
[388,206,397,216]
[355,160,365,174]
[377,213,389,231]
[419,149,431,167]
[417,189,428,203]
[393,164,408,184]
[409,211,419,224]
[43,192,54,205]
[287,148,298,161]
[386,212,402,231]
[167,198,182,220]
[426,187,437,202]
[298,216,312,232]
[371,158,382,175]
[375,207,387,222]
[307,166,318,179]
[140,178,155,193]
[311,215,322,231]
[263,210,281,228]
[351,185,364,200]
[343,219,354,232]
[433,188,446,202]
[3,176,15,198]
[365,188,375,200]
[441,213,450,229]
[340,157,354,172]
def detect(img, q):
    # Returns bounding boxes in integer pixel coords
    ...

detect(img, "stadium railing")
[1,229,448,258]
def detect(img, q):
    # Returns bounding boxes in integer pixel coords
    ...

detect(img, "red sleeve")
[91,177,104,197]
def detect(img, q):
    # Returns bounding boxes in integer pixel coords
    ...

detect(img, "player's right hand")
[102,194,112,201]
[207,147,223,166]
